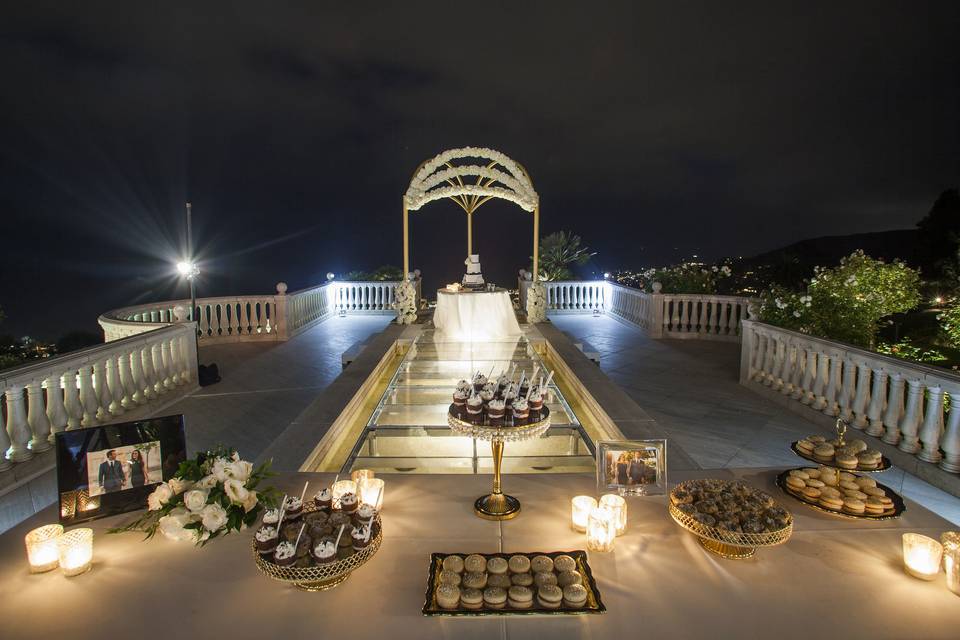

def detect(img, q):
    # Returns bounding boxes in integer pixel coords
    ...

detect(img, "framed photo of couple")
[54,414,187,525]
[596,439,667,496]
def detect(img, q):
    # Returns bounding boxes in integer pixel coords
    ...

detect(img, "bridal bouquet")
[109,446,279,546]
[526,283,546,323]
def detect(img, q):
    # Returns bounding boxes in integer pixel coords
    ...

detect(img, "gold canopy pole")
[402,200,409,276]
[467,210,473,255]
[532,203,540,282]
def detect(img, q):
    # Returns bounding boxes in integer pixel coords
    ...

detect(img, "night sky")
[2,3,958,339]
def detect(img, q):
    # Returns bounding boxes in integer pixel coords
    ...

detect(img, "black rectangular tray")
[422,550,606,616]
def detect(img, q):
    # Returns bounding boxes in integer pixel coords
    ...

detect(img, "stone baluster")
[821,354,841,416]
[812,353,830,411]
[78,365,100,426]
[118,352,138,408]
[882,373,905,444]
[139,345,158,401]
[44,372,69,439]
[0,394,11,470]
[151,343,168,395]
[837,358,857,422]
[788,344,805,396]
[772,338,788,391]
[798,348,816,402]
[940,389,960,473]
[897,378,924,454]
[63,370,83,429]
[670,299,681,332]
[760,333,776,385]
[105,356,124,415]
[5,386,32,462]
[92,360,112,420]
[25,381,52,453]
[751,332,767,382]
[719,301,730,336]
[865,368,888,436]
[229,301,241,336]
[178,333,193,384]
[917,385,944,463]
[850,363,872,429]
[160,339,176,390]
[698,300,709,335]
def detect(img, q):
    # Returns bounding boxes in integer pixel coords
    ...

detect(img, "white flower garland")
[404,147,539,212]
[526,283,547,323]
[394,279,418,325]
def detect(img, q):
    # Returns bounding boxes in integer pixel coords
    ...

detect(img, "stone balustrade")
[537,280,752,341]
[740,320,960,476]
[0,324,198,477]
[332,281,397,314]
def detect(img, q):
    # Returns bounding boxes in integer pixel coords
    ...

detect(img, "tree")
[917,188,960,276]
[533,231,596,281]
[342,265,404,281]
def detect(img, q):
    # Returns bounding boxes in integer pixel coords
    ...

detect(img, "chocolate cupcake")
[272,541,297,566]
[340,491,359,514]
[473,373,488,393]
[453,389,469,411]
[354,503,375,527]
[313,540,337,565]
[487,399,506,426]
[479,385,495,405]
[465,395,484,424]
[512,398,530,424]
[313,487,332,511]
[351,524,372,551]
[527,388,544,413]
[255,525,279,555]
[283,496,303,521]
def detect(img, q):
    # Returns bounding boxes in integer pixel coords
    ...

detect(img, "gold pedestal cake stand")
[448,405,551,520]
[668,501,793,560]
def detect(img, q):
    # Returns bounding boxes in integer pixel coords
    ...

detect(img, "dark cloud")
[1,2,958,337]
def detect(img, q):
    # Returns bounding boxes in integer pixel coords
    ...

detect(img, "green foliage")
[938,298,960,348]
[343,265,404,281]
[758,251,921,348]
[917,188,960,276]
[875,340,946,364]
[642,262,732,294]
[534,231,596,281]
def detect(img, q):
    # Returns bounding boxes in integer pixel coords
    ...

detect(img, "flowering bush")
[875,339,946,364]
[758,251,920,348]
[526,283,546,323]
[641,262,731,294]
[938,298,960,348]
[394,279,418,325]
[110,447,278,545]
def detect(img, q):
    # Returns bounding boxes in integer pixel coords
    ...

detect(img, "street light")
[178,203,200,322]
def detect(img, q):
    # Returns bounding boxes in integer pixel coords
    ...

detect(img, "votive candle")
[571,496,597,533]
[360,478,385,511]
[941,532,960,596]
[25,524,63,573]
[902,533,942,580]
[351,469,375,485]
[599,494,627,536]
[587,506,616,552]
[332,480,357,506]
[58,528,93,577]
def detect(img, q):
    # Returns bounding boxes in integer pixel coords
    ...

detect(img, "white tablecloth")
[434,289,522,341]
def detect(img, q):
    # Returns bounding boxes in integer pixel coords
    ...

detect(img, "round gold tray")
[790,441,891,473]
[668,481,793,560]
[253,511,383,591]
[774,469,905,521]
[447,404,551,441]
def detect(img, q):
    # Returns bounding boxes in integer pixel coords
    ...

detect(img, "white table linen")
[434,289,522,341]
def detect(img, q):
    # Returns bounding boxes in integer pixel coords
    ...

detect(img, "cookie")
[442,555,464,573]
[530,555,554,573]
[818,467,839,486]
[843,489,868,501]
[803,468,821,479]
[839,481,860,492]
[487,556,508,575]
[439,570,462,586]
[864,497,886,515]
[464,554,486,573]
[863,486,886,498]
[437,584,460,610]
[487,573,511,589]
[813,444,835,460]
[796,439,816,454]
[507,585,534,609]
[842,498,866,515]
[786,476,806,492]
[805,478,825,488]
[534,571,558,588]
[835,453,858,470]
[839,472,857,483]
[462,571,487,590]
[808,435,826,444]
[802,486,822,501]
[483,586,507,610]
[460,587,484,610]
[846,439,867,454]
[855,476,877,489]
[562,584,588,609]
[789,469,811,480]
[508,555,531,574]
[554,555,577,573]
[536,584,563,609]
[511,572,533,587]
[820,486,842,499]
[557,570,583,588]
[819,495,843,511]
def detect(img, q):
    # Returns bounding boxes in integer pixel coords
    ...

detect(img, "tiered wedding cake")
[462,254,485,289]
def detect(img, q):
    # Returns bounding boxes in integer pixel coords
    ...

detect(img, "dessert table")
[434,289,522,341]
[1,469,958,640]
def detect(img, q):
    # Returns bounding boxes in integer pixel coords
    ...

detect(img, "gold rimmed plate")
[775,469,905,521]
[790,441,892,473]
[422,550,605,616]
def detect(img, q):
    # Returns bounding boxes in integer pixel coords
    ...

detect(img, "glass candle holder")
[58,528,93,577]
[360,478,385,511]
[941,532,960,596]
[351,469,375,485]
[25,524,64,573]
[599,494,627,536]
[902,533,942,580]
[332,480,357,507]
[587,506,616,552]
[571,496,597,533]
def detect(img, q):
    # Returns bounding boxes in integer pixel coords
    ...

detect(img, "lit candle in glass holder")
[25,524,63,573]
[351,469,375,485]
[571,496,597,533]
[58,528,93,577]
[587,506,616,552]
[360,478,385,511]
[332,480,357,507]
[941,532,960,596]
[902,533,942,580]
[599,494,627,536]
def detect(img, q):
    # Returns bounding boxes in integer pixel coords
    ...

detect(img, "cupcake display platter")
[789,441,892,473]
[422,550,606,616]
[774,469,906,521]
[253,504,383,592]
[448,406,551,520]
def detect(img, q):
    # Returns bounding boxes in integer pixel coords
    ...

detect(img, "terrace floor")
[550,313,960,525]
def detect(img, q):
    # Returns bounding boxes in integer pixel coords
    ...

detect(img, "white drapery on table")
[433,289,522,341]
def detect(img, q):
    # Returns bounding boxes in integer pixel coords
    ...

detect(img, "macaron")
[562,584,589,609]
[530,555,554,573]
[796,439,815,454]
[819,486,842,499]
[863,486,886,498]
[819,495,843,511]
[814,444,835,460]
[439,570,462,586]
[855,477,877,489]
[786,476,806,492]
[808,435,826,444]
[839,472,857,483]
[511,572,533,587]
[537,584,563,609]
[460,587,483,610]
[789,469,811,480]
[802,486,822,501]
[462,571,487,590]
[508,585,534,609]
[487,573,511,589]
[805,479,825,489]
[842,498,865,515]
[554,555,577,573]
[442,555,464,573]
[534,571,558,588]
[508,555,531,574]
[803,468,821,478]
[464,554,486,573]
[487,557,508,575]
[843,489,868,501]
[437,584,460,610]
[864,497,886,515]
[557,570,583,588]
[836,453,858,470]
[839,480,860,492]
[483,586,507,609]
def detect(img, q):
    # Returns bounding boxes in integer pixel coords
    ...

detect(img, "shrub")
[642,262,732,294]
[875,340,945,364]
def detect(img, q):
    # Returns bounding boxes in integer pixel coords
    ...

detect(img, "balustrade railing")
[333,281,397,314]
[0,324,198,476]
[740,320,960,475]
[544,281,606,312]
[660,294,750,340]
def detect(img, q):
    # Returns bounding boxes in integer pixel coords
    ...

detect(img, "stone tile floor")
[166,315,393,460]
[550,313,960,526]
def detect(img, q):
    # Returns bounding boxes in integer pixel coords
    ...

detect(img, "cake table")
[434,289,522,341]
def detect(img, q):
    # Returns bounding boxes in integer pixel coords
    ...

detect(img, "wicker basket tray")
[253,511,383,591]
[668,481,793,559]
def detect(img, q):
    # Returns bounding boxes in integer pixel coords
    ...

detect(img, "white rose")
[223,478,250,506]
[231,451,240,462]
[241,490,259,513]
[183,489,209,513]
[148,483,174,511]
[168,478,193,495]
[210,458,230,483]
[225,460,253,482]
[196,474,218,490]
[200,503,229,532]
[158,507,196,542]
